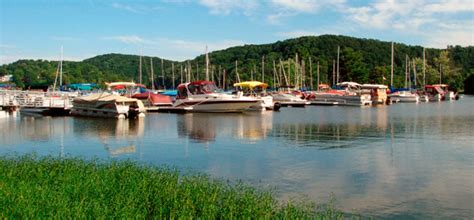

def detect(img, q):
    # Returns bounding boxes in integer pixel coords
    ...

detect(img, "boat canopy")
[337,82,362,87]
[361,84,388,89]
[106,82,146,89]
[234,81,268,89]
[75,93,140,102]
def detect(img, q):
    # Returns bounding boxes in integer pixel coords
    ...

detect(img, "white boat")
[166,81,262,113]
[71,93,146,119]
[424,84,457,101]
[388,90,420,103]
[361,84,389,104]
[234,81,280,111]
[320,82,372,106]
[270,92,309,107]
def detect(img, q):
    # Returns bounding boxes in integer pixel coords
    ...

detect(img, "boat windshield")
[188,82,221,95]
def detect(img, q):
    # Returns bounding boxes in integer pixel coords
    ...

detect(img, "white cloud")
[270,0,319,13]
[111,3,141,13]
[102,35,246,61]
[111,2,163,14]
[424,0,474,13]
[276,30,321,38]
[198,0,258,15]
[335,0,473,47]
[424,21,474,48]
[102,35,155,45]
[266,12,295,25]
[50,36,82,41]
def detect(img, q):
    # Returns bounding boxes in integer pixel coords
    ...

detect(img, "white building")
[0,75,12,82]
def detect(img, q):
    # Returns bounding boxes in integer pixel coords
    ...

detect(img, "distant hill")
[1,35,472,90]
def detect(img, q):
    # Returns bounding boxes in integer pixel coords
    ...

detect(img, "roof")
[233,81,268,88]
[361,84,388,89]
[74,93,139,102]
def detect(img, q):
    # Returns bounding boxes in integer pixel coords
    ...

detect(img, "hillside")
[1,35,472,90]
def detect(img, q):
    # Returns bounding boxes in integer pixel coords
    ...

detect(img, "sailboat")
[387,45,422,103]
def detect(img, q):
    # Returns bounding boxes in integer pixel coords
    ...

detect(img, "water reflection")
[177,112,273,143]
[1,97,473,219]
[271,106,389,149]
[73,118,144,156]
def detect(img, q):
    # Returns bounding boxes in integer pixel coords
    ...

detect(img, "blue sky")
[1,0,473,64]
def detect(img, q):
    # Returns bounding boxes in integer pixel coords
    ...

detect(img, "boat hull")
[173,99,260,113]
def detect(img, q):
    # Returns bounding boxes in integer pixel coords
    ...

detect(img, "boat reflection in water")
[270,106,389,149]
[177,112,273,143]
[73,117,145,156]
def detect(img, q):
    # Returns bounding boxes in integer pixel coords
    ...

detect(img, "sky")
[0,0,473,64]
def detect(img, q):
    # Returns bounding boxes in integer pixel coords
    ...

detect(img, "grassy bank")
[0,155,344,219]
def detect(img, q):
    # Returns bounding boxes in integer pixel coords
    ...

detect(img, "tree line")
[1,35,472,92]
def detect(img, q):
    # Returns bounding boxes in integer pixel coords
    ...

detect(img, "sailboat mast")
[336,46,340,84]
[273,60,276,88]
[139,53,142,85]
[317,61,320,92]
[332,59,336,86]
[235,60,241,83]
[161,59,164,89]
[205,46,209,81]
[172,62,175,89]
[223,69,226,90]
[405,55,408,88]
[423,47,426,86]
[180,65,183,84]
[261,56,265,83]
[391,42,394,88]
[413,59,417,88]
[309,57,313,90]
[294,53,298,89]
[151,57,155,90]
[60,46,63,87]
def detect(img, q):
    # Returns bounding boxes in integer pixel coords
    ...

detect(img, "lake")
[1,96,473,219]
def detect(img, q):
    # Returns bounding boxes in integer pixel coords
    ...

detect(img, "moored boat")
[71,93,145,119]
[424,84,457,101]
[234,81,280,111]
[308,82,371,106]
[361,84,389,104]
[106,82,173,108]
[163,81,262,113]
[388,90,421,103]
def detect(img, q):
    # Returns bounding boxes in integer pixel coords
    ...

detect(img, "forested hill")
[1,35,472,91]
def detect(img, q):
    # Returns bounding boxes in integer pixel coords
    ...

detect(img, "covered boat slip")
[71,93,145,119]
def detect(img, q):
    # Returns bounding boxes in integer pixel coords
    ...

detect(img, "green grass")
[0,154,346,219]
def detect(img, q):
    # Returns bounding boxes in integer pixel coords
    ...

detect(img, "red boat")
[106,82,173,107]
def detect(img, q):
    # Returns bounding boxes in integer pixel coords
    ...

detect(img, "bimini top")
[233,81,268,89]
[428,84,449,88]
[337,82,362,87]
[361,84,388,89]
[106,82,146,89]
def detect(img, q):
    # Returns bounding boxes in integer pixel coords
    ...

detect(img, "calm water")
[1,96,474,219]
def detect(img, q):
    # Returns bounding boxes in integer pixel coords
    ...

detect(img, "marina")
[1,96,473,219]
[1,1,472,217]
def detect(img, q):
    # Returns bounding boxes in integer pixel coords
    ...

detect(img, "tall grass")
[0,154,345,219]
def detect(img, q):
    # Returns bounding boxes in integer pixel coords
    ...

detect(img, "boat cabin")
[106,82,147,96]
[424,84,446,96]
[177,81,220,99]
[234,81,268,96]
[361,84,389,104]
